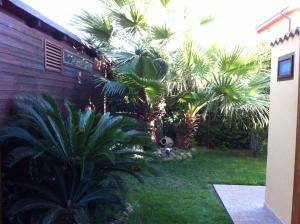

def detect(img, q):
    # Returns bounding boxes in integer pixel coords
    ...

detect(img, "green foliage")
[74,0,271,147]
[207,47,270,128]
[111,6,147,35]
[151,24,174,45]
[160,0,170,7]
[164,40,208,94]
[200,15,215,25]
[165,44,270,129]
[74,11,114,44]
[1,94,154,224]
[96,45,168,122]
[7,165,121,224]
[163,44,270,148]
[195,114,268,151]
[97,73,165,105]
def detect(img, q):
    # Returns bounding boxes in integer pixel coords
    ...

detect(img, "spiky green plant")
[1,94,154,223]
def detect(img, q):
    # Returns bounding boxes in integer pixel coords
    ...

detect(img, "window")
[64,50,93,72]
[278,53,294,81]
[45,40,63,72]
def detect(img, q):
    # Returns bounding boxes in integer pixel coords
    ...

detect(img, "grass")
[127,148,266,224]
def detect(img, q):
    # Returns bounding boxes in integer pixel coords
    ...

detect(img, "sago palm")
[0,94,152,169]
[6,164,122,224]
[0,94,154,223]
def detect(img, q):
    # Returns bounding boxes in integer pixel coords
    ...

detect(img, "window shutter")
[45,40,63,72]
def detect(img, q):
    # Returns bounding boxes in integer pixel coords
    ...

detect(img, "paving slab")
[213,184,282,224]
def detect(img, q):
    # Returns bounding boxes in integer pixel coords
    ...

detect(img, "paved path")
[213,185,282,224]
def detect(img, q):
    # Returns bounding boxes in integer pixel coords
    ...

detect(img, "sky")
[20,0,299,48]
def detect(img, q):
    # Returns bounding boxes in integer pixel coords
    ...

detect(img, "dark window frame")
[277,52,294,81]
[63,50,94,72]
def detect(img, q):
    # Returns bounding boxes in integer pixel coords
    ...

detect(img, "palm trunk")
[148,120,157,142]
[155,118,164,142]
[176,115,200,149]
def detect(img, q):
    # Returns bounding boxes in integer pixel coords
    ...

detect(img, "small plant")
[1,93,154,224]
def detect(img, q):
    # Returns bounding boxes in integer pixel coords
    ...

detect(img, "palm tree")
[164,44,270,148]
[73,1,217,144]
[172,91,210,148]
[95,47,168,142]
[206,47,269,127]
[74,0,172,143]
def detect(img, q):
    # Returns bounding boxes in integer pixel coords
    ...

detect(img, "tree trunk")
[155,118,164,142]
[176,115,200,149]
[148,120,157,143]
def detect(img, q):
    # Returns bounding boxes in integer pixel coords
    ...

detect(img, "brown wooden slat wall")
[0,8,99,126]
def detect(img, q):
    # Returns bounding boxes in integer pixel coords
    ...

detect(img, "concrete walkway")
[213,185,282,224]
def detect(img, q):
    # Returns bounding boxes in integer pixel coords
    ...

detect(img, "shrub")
[194,114,268,151]
[0,94,153,224]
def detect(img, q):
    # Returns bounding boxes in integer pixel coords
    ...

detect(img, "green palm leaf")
[200,15,215,25]
[111,6,147,35]
[151,24,174,45]
[74,10,114,43]
[160,0,170,7]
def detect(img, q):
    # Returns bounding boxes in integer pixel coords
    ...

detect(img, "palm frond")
[73,10,114,43]
[208,71,269,128]
[151,24,174,45]
[163,40,207,94]
[98,0,133,8]
[96,76,128,96]
[111,6,147,35]
[214,47,258,76]
[160,0,170,7]
[200,15,215,25]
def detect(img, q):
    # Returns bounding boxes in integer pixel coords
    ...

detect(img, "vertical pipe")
[280,9,292,33]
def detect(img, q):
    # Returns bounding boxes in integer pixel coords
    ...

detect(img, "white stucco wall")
[265,36,300,224]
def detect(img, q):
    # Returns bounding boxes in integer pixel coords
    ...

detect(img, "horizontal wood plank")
[0,10,99,125]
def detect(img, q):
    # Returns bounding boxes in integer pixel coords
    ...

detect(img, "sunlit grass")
[127,148,266,224]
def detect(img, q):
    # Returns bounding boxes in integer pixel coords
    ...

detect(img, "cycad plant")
[1,94,153,224]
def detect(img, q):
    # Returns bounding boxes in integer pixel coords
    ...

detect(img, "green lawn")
[127,148,266,224]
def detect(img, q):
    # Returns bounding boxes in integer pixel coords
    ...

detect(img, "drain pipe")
[256,7,300,33]
[280,8,292,32]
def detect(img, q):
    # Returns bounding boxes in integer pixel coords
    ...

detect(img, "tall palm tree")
[74,0,172,143]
